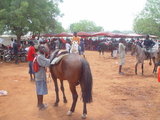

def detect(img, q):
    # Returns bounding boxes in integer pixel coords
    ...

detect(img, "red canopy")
[77,32,92,37]
[54,32,73,37]
[126,33,145,38]
[150,35,159,38]
[111,33,128,38]
[92,32,114,37]
[42,33,54,37]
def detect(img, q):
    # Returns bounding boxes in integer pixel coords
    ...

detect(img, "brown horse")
[45,43,93,119]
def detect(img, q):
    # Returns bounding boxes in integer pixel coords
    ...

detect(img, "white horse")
[131,43,158,74]
[70,41,79,54]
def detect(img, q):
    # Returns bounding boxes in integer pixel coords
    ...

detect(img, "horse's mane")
[50,49,60,62]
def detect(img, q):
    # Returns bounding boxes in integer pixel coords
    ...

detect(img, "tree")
[0,0,62,41]
[45,21,64,34]
[133,0,160,36]
[112,30,121,33]
[133,17,160,35]
[69,20,104,33]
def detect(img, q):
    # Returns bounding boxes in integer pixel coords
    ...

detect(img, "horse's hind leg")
[149,58,152,65]
[153,64,157,73]
[102,50,104,56]
[135,63,138,75]
[142,63,144,75]
[81,102,87,119]
[67,85,78,116]
[60,80,67,103]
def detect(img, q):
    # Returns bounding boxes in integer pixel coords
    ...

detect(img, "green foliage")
[134,17,160,35]
[133,0,160,36]
[69,20,104,33]
[112,30,121,33]
[0,0,62,40]
[45,21,64,34]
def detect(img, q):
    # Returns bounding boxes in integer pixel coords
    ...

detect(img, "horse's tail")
[80,59,93,103]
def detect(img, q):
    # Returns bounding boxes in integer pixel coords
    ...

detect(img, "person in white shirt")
[10,38,14,48]
[118,38,126,75]
[65,39,71,52]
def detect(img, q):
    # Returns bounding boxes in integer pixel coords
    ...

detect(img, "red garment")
[60,38,66,43]
[27,46,36,61]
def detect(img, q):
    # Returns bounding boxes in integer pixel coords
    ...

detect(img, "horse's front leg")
[135,62,138,75]
[67,85,78,116]
[149,58,152,65]
[51,74,60,106]
[60,80,67,103]
[152,57,156,73]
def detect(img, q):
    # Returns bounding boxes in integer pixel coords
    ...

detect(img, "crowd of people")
[0,34,159,65]
[0,33,159,111]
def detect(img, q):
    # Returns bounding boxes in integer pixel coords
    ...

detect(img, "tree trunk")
[16,35,21,43]
[37,31,40,40]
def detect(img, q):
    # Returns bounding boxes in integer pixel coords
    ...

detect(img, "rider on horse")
[72,32,80,44]
[143,35,155,58]
[71,32,81,54]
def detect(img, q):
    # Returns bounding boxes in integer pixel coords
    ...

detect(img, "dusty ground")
[0,51,160,120]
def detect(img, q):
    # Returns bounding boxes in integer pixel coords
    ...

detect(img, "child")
[35,45,50,110]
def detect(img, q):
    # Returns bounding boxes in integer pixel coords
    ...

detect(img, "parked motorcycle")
[3,49,27,63]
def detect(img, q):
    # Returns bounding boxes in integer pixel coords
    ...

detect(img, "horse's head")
[71,41,78,48]
[38,43,51,57]
[72,41,78,45]
[131,43,137,56]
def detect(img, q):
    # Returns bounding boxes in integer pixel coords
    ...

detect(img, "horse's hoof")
[64,99,67,103]
[54,103,58,107]
[67,111,72,116]
[81,113,87,119]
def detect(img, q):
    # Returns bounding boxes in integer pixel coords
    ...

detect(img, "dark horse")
[97,42,108,55]
[45,43,93,119]
[131,43,158,74]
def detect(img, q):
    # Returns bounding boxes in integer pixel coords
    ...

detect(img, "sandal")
[38,104,48,110]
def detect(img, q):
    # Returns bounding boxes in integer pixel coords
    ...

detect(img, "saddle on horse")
[144,47,152,59]
[50,49,69,65]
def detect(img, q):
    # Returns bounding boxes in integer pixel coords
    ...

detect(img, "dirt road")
[0,51,160,120]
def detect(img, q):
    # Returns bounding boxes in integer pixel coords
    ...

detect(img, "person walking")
[118,38,126,75]
[65,39,71,52]
[13,40,19,64]
[79,38,85,56]
[27,41,36,81]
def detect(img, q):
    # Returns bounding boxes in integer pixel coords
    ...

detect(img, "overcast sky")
[58,0,146,31]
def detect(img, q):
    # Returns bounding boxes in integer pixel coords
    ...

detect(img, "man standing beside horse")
[35,45,50,110]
